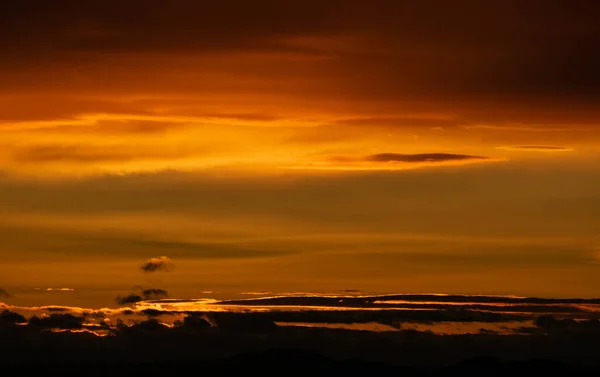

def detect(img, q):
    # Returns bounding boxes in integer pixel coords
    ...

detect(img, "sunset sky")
[1,1,599,307]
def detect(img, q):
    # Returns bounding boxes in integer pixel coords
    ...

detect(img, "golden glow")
[1,2,600,309]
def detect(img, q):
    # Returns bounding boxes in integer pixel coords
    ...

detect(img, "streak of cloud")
[293,152,498,171]
[496,145,574,152]
[366,153,488,163]
[13,144,193,163]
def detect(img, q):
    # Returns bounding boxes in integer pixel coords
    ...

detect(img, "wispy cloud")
[496,145,574,152]
[12,144,193,163]
[33,288,76,292]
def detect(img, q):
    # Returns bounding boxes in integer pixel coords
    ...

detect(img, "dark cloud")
[140,288,169,300]
[140,309,164,317]
[0,289,10,298]
[121,318,170,332]
[115,294,143,305]
[366,153,487,163]
[181,315,212,330]
[153,292,600,308]
[0,310,26,324]
[116,288,169,305]
[216,294,600,315]
[28,313,84,329]
[43,307,71,312]
[531,315,600,335]
[140,256,173,272]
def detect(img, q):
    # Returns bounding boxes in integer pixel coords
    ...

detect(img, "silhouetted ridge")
[219,294,600,307]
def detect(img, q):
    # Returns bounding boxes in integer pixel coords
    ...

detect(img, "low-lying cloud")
[116,288,170,305]
[115,294,144,305]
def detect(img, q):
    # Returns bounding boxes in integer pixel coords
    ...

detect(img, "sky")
[1,0,600,307]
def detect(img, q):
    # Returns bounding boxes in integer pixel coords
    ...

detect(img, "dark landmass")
[2,349,598,377]
[2,309,600,375]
